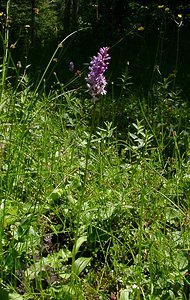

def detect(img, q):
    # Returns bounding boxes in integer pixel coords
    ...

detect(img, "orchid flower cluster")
[86,47,110,103]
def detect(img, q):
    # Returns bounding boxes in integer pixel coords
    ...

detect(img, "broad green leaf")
[119,289,130,300]
[50,188,63,201]
[73,257,91,276]
[9,292,24,300]
[59,273,71,280]
[100,202,116,221]
[73,236,87,256]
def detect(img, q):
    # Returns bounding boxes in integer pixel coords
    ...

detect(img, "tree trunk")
[64,0,71,34]
[63,0,80,34]
[31,0,35,44]
[72,0,80,30]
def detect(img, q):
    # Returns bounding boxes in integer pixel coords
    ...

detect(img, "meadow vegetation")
[0,2,190,300]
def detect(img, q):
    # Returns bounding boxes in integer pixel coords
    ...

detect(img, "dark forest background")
[0,0,190,96]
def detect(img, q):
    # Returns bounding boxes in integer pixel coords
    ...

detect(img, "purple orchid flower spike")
[86,47,111,103]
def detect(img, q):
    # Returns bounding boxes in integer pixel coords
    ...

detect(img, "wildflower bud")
[69,61,74,72]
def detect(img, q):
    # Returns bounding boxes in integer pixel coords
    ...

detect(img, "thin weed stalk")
[136,187,146,299]
[71,102,96,282]
[22,28,88,124]
[34,28,88,95]
[0,0,11,102]
[173,19,182,90]
[0,110,14,280]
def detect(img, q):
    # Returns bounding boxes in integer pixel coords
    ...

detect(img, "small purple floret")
[69,61,74,72]
[86,47,111,103]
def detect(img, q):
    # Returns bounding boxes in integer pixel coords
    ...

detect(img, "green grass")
[0,1,190,300]
[0,2,189,298]
[0,69,190,300]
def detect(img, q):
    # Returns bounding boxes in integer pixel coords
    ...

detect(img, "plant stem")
[71,102,96,282]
